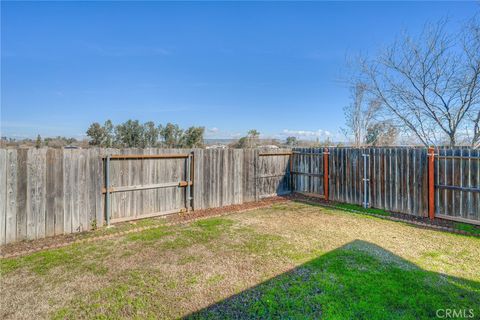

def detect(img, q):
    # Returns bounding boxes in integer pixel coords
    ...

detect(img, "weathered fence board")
[0,149,6,244]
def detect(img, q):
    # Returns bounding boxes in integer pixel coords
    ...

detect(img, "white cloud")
[281,129,332,139]
[204,127,242,139]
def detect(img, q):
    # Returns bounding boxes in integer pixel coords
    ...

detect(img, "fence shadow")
[184,240,480,319]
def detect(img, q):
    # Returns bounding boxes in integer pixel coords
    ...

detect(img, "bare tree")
[343,81,381,147]
[360,18,480,147]
[366,121,398,146]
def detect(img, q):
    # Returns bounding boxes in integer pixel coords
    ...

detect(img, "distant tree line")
[86,120,205,148]
[1,135,81,149]
[230,130,261,148]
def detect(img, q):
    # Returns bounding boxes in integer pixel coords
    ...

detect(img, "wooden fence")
[0,146,478,245]
[293,147,480,224]
[0,148,290,244]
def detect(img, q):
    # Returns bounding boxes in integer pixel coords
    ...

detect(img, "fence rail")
[1,146,479,245]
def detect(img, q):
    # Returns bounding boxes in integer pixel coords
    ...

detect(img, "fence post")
[323,148,329,201]
[428,147,435,220]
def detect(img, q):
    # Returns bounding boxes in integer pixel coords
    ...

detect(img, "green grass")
[125,226,173,242]
[52,270,170,320]
[2,204,479,319]
[162,217,234,249]
[187,241,480,320]
[0,242,110,276]
[333,203,391,216]
[454,223,480,236]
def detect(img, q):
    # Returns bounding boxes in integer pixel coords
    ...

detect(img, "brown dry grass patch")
[1,201,479,319]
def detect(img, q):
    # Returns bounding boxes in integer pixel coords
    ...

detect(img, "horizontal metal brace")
[103,154,190,160]
[291,171,324,177]
[435,155,479,160]
[102,181,192,194]
[258,152,293,156]
[435,184,480,193]
[292,152,328,155]
[256,174,288,179]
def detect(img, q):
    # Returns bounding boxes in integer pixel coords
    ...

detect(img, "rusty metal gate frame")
[431,150,480,225]
[290,149,329,200]
[257,152,293,198]
[102,152,194,225]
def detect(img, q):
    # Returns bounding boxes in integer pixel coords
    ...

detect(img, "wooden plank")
[63,149,74,233]
[222,149,229,206]
[446,149,453,218]
[413,149,419,216]
[53,148,64,235]
[420,148,428,217]
[27,148,47,239]
[0,149,6,245]
[71,150,81,232]
[79,150,88,232]
[37,149,47,239]
[471,149,479,221]
[45,149,55,236]
[5,150,17,243]
[26,149,36,240]
[233,149,243,204]
[16,149,28,241]
[193,149,204,209]
[96,149,104,227]
[87,149,98,229]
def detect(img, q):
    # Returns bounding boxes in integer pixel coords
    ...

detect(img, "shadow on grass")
[185,240,480,320]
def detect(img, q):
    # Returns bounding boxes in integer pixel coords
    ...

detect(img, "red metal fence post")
[428,147,435,220]
[324,148,329,201]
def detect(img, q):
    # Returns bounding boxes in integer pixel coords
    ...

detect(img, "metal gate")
[102,152,193,224]
[433,148,480,225]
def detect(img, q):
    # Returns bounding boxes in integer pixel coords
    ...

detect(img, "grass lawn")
[1,201,479,319]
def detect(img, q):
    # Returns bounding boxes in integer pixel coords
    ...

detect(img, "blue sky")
[1,1,478,140]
